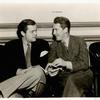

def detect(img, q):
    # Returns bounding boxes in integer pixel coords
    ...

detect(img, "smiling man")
[0,19,49,98]
[45,16,93,97]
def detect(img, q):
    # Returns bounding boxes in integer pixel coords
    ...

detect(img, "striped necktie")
[26,44,31,68]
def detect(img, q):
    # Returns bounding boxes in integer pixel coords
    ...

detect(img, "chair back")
[89,42,100,73]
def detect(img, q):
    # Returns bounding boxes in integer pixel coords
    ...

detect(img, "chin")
[29,38,36,42]
[32,39,36,42]
[56,38,61,41]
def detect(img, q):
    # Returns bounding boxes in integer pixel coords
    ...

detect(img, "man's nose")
[53,31,57,35]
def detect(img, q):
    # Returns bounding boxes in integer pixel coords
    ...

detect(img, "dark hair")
[52,29,56,41]
[17,19,36,39]
[54,16,71,33]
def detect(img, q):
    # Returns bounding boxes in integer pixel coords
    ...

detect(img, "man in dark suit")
[0,19,49,97]
[45,16,93,97]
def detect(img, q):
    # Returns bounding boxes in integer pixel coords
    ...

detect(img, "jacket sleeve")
[48,41,58,63]
[71,38,89,72]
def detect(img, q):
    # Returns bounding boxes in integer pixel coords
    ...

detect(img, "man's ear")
[63,28,68,33]
[21,31,25,37]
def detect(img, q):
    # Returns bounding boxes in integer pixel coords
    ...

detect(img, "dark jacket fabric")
[5,39,49,78]
[48,35,89,72]
[47,35,93,97]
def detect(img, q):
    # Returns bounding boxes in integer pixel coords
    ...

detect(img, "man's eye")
[31,31,35,33]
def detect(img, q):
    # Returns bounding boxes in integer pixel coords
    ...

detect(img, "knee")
[31,67,45,79]
[35,67,44,76]
[67,74,75,84]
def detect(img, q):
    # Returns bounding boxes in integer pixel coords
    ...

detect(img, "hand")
[45,63,52,75]
[52,58,67,67]
[48,67,60,77]
[45,63,62,77]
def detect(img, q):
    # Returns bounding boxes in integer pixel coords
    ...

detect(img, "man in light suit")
[0,19,49,97]
[45,16,93,97]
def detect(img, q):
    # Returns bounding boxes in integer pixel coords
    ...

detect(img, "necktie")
[26,44,31,68]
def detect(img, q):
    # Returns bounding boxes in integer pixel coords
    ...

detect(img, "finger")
[50,68,60,72]
[54,64,62,67]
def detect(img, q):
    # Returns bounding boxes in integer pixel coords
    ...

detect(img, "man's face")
[53,23,68,41]
[24,25,37,42]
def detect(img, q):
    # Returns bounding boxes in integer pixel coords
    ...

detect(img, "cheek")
[26,34,31,40]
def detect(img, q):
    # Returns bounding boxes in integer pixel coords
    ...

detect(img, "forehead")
[27,25,37,30]
[53,23,61,29]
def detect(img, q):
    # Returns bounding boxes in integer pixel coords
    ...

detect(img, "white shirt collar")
[22,38,31,55]
[22,38,31,46]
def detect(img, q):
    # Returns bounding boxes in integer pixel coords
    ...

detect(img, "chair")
[0,44,15,82]
[89,42,100,97]
[0,45,7,82]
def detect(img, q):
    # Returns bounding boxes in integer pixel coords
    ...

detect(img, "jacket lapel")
[18,39,26,67]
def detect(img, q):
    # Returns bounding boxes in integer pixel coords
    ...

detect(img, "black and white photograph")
[0,0,99,99]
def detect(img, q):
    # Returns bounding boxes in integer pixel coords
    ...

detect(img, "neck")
[62,34,69,44]
[22,37,30,44]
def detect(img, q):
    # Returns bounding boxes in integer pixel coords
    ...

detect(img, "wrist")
[64,61,73,71]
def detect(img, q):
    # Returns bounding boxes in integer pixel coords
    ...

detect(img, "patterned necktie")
[26,43,31,68]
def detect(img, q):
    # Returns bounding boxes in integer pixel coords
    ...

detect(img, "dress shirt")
[22,38,31,56]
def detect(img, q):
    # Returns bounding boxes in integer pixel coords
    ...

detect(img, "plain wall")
[0,3,100,42]
[0,3,100,23]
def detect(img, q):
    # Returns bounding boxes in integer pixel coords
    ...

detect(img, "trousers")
[46,69,93,97]
[0,65,46,97]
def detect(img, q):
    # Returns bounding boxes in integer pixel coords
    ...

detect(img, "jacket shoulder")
[6,39,19,43]
[5,39,20,48]
[35,39,49,47]
[71,35,85,43]
[36,39,48,44]
[50,41,58,48]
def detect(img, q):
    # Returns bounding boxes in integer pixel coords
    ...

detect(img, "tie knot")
[27,43,31,47]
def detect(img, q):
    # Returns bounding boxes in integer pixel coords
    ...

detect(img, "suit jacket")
[48,35,89,72]
[5,39,49,78]
[47,36,93,97]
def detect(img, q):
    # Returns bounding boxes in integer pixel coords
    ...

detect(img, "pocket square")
[40,50,48,57]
